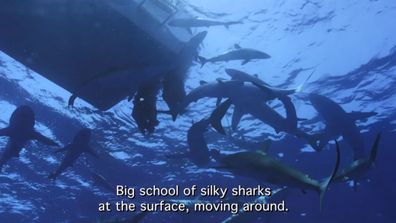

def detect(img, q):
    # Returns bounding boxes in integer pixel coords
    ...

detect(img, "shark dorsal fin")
[200,80,208,85]
[234,44,242,49]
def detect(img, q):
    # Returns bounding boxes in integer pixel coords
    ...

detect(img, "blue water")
[1,0,396,222]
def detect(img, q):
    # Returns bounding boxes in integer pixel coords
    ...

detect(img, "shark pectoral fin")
[231,107,245,130]
[318,140,341,212]
[0,128,11,137]
[197,56,208,68]
[349,111,377,122]
[209,99,232,135]
[68,94,78,107]
[278,96,297,129]
[241,59,250,65]
[31,131,59,147]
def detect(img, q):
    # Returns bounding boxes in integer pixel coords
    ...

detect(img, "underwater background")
[1,0,396,222]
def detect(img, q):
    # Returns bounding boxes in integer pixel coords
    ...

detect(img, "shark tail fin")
[318,140,341,212]
[369,133,382,164]
[68,94,77,107]
[296,69,315,93]
[198,56,208,68]
[209,99,232,135]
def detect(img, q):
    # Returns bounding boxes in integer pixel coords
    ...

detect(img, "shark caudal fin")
[68,94,77,107]
[318,140,341,212]
[369,133,382,164]
[209,99,232,135]
[296,69,316,93]
[198,56,208,68]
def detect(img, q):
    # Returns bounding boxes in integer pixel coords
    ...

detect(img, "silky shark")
[180,81,320,150]
[218,141,340,211]
[168,17,242,34]
[166,117,219,167]
[309,93,377,159]
[0,106,58,170]
[333,133,381,190]
[224,68,298,130]
[49,128,98,180]
[198,44,271,67]
[225,68,269,86]
[68,31,208,111]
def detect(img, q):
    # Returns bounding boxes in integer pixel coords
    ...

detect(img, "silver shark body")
[182,81,319,150]
[0,106,58,170]
[333,133,381,189]
[49,128,98,180]
[309,93,376,159]
[219,142,340,211]
[198,44,270,67]
[168,18,241,28]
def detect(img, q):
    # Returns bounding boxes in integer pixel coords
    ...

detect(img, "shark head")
[9,105,35,130]
[73,128,92,145]
[256,51,271,59]
[225,68,248,79]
